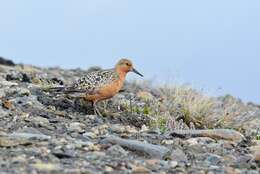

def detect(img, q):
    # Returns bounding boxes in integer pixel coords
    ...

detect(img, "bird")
[49,59,143,115]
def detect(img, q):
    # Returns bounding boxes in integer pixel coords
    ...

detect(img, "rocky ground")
[0,59,259,174]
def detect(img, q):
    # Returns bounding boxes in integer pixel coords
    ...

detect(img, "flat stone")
[16,127,43,134]
[125,125,138,134]
[0,109,9,118]
[11,155,27,163]
[32,163,60,171]
[30,116,50,126]
[0,80,18,87]
[0,137,31,147]
[132,165,151,174]
[104,165,114,173]
[205,153,223,165]
[168,161,178,169]
[91,124,109,135]
[224,166,241,174]
[83,132,97,139]
[106,144,128,157]
[73,140,94,147]
[161,140,174,145]
[68,122,85,133]
[186,137,216,146]
[84,143,101,151]
[102,135,170,159]
[140,125,149,132]
[145,159,161,170]
[9,132,51,141]
[109,124,126,133]
[170,149,188,163]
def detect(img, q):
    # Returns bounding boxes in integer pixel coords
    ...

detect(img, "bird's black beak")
[132,68,143,77]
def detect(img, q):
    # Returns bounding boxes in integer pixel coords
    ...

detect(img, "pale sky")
[0,1,259,103]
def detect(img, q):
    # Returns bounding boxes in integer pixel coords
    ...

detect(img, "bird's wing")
[66,69,119,94]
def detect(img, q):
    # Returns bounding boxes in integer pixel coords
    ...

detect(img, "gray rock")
[0,109,9,118]
[205,153,223,165]
[83,132,97,139]
[9,132,51,141]
[30,116,50,126]
[170,149,188,163]
[109,124,126,133]
[32,162,61,172]
[168,161,178,168]
[101,135,170,159]
[67,122,85,133]
[0,136,31,147]
[106,145,128,157]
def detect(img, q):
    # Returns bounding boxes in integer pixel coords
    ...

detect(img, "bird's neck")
[115,68,127,81]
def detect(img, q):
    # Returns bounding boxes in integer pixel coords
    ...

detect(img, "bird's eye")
[126,63,130,66]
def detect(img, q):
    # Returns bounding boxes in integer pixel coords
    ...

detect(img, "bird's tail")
[43,86,86,94]
[43,86,66,93]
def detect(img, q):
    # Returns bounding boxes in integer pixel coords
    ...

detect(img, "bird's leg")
[91,101,96,114]
[92,101,102,116]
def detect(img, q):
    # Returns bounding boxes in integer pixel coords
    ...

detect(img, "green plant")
[256,134,260,140]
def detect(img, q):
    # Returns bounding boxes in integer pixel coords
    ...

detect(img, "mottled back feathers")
[63,69,119,94]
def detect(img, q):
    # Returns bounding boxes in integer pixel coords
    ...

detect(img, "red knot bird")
[50,59,143,115]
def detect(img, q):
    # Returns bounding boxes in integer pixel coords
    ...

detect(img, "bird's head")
[115,58,143,77]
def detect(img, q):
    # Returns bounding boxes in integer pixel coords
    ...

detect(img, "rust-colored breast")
[85,78,124,102]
